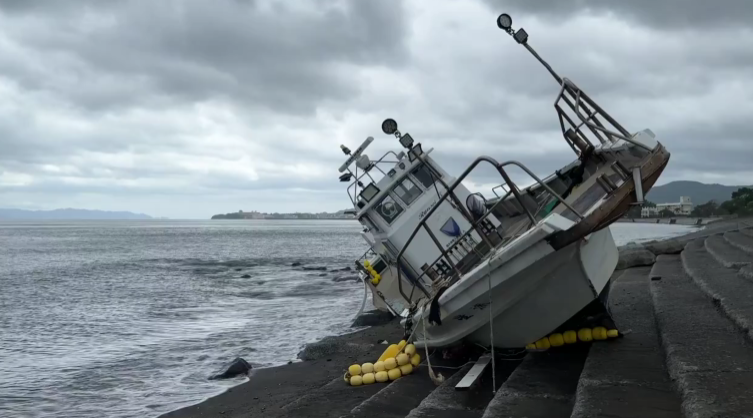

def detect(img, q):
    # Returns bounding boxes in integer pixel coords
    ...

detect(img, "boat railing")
[394,155,585,303]
[345,150,405,208]
[555,78,653,154]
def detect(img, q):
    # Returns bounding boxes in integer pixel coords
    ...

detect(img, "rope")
[422,315,445,385]
[351,278,369,326]
[487,263,496,393]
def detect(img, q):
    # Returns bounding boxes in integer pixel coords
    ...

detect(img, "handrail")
[394,155,585,303]
[556,78,653,153]
[346,150,406,207]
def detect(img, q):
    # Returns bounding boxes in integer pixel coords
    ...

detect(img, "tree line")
[626,186,752,218]
[689,187,753,218]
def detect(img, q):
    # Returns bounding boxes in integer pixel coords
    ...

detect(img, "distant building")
[641,206,659,218]
[655,196,693,216]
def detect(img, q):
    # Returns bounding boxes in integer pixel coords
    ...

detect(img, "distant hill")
[0,208,153,220]
[647,181,749,205]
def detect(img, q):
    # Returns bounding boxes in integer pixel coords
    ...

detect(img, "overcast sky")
[1,0,751,219]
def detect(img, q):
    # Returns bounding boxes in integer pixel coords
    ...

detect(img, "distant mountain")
[0,208,153,220]
[647,181,749,205]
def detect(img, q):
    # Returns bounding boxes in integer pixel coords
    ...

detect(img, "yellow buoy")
[364,260,370,267]
[399,363,413,375]
[350,375,363,386]
[535,338,550,350]
[361,363,374,374]
[378,344,400,362]
[396,353,409,366]
[384,357,398,370]
[374,361,385,372]
[578,328,593,342]
[374,274,381,281]
[607,329,619,338]
[410,353,421,367]
[592,327,607,340]
[526,343,536,350]
[371,277,380,285]
[387,368,402,381]
[375,371,389,383]
[362,372,376,385]
[548,333,564,347]
[563,330,578,344]
[397,340,407,350]
[348,364,362,376]
[404,344,416,357]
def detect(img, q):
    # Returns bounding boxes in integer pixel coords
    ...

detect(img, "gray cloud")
[484,0,753,29]
[0,0,751,218]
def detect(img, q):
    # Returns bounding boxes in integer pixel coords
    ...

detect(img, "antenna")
[496,13,563,85]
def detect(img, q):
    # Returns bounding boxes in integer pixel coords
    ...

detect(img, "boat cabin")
[340,123,503,313]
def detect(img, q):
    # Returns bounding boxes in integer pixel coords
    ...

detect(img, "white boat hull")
[413,224,618,349]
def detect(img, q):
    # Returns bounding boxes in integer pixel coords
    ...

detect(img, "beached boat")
[339,14,670,350]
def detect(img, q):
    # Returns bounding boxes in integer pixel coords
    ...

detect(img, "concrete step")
[280,375,386,418]
[481,347,588,418]
[682,238,753,339]
[406,359,519,418]
[649,254,753,417]
[341,365,452,418]
[704,234,753,268]
[570,267,681,418]
[725,230,753,254]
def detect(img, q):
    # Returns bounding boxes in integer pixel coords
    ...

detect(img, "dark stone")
[302,266,327,271]
[351,309,394,327]
[235,268,242,271]
[209,357,252,380]
[643,238,684,255]
[297,336,374,361]
[291,262,302,267]
[616,247,656,270]
[332,275,360,283]
[240,274,251,279]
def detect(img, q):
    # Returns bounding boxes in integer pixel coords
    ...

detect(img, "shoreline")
[160,218,750,418]
[158,321,405,418]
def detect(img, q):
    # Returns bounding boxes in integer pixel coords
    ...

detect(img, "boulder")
[352,309,394,327]
[642,238,685,255]
[291,262,302,267]
[616,246,657,270]
[209,357,252,380]
[240,274,251,278]
[303,266,327,271]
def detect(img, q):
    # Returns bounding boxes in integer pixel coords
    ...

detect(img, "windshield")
[393,177,422,206]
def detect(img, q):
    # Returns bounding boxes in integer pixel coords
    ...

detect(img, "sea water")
[0,220,696,418]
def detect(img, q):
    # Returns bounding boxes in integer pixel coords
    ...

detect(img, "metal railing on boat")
[393,155,584,303]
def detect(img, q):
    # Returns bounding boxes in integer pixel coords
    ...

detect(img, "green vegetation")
[690,187,753,217]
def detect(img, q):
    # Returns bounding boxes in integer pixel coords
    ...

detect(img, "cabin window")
[411,164,440,188]
[375,195,404,224]
[393,177,422,206]
[372,258,387,274]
